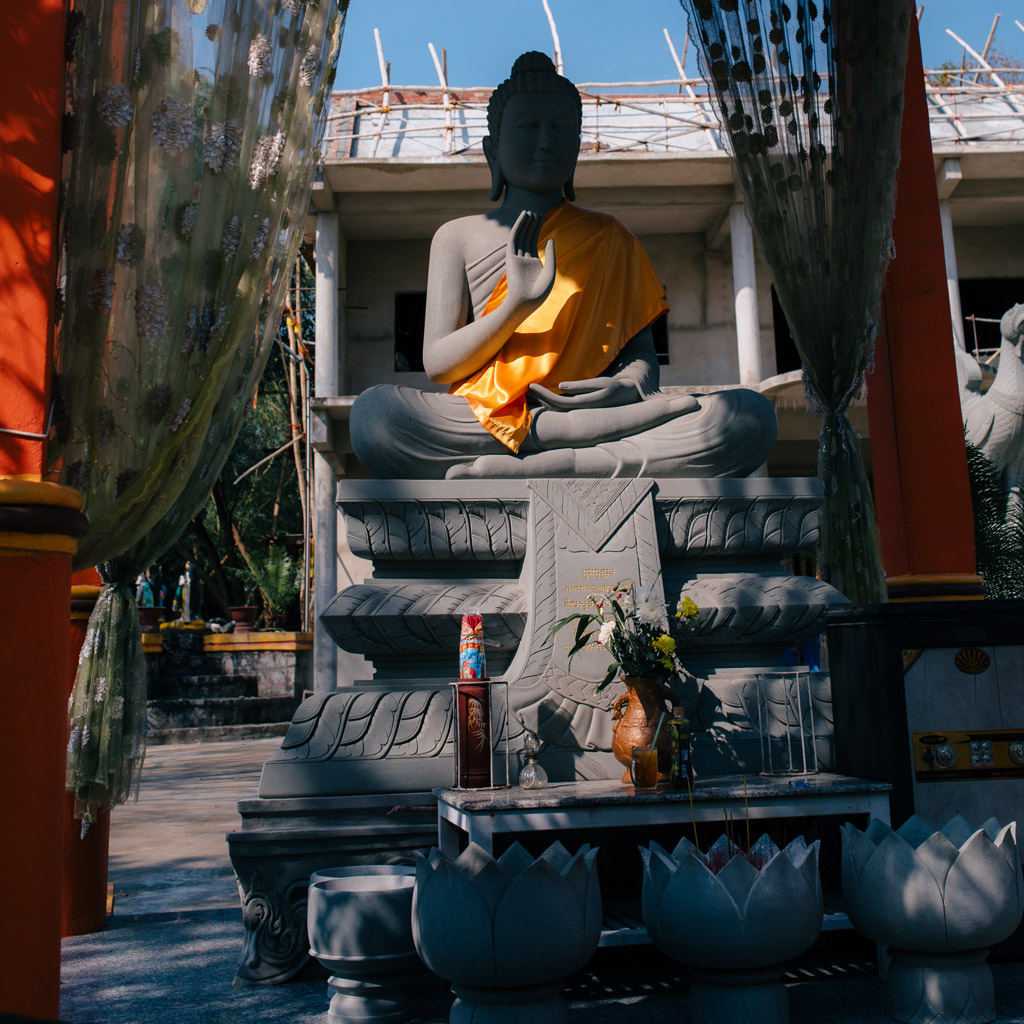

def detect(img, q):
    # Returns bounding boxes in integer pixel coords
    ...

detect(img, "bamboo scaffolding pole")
[370,28,391,160]
[541,0,563,76]
[428,42,454,155]
[663,26,721,150]
[974,14,1000,85]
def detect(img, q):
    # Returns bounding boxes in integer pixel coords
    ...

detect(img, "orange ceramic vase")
[611,676,671,783]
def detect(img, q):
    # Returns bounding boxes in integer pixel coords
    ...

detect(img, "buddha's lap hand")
[528,377,644,410]
[504,210,556,312]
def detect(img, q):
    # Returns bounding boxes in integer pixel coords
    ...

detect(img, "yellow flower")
[676,595,699,621]
[652,634,676,655]
[658,655,674,670]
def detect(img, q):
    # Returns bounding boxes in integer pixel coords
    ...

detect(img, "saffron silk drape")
[54,0,345,825]
[680,0,912,603]
[451,202,669,452]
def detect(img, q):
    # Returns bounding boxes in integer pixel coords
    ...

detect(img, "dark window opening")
[958,278,1024,355]
[651,312,669,365]
[771,286,802,375]
[394,292,426,372]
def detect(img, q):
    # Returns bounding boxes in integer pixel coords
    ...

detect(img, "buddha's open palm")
[504,210,556,311]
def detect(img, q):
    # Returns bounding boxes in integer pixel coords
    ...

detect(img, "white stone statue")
[956,302,1024,510]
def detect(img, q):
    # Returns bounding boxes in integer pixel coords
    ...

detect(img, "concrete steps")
[144,631,301,744]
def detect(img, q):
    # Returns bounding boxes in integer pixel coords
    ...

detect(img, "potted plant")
[842,814,1024,1024]
[549,581,699,779]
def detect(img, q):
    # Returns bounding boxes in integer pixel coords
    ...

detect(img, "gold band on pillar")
[886,573,987,602]
[0,479,87,556]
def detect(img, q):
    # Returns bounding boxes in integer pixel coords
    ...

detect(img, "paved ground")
[57,739,1024,1023]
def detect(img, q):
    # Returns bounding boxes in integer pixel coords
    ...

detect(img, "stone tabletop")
[434,773,892,812]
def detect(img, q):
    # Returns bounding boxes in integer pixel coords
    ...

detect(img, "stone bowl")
[308,865,419,1024]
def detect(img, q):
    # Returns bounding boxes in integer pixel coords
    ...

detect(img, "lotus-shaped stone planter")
[641,834,822,1024]
[842,815,1024,1024]
[413,841,601,1023]
[307,865,419,1024]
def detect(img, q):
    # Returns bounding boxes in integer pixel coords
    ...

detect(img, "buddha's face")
[494,92,580,194]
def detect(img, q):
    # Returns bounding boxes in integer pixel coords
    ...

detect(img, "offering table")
[434,773,891,858]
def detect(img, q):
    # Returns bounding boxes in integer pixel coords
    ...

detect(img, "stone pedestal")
[229,477,845,984]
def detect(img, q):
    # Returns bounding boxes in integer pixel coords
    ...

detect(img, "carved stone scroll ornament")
[234,871,311,986]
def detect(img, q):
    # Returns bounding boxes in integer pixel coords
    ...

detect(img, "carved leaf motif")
[341,499,527,562]
[322,582,526,655]
[658,496,820,556]
[270,688,454,762]
[685,575,847,643]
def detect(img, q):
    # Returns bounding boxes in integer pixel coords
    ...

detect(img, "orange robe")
[449,202,669,453]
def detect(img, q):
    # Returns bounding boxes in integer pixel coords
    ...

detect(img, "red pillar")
[865,16,982,602]
[0,0,72,1015]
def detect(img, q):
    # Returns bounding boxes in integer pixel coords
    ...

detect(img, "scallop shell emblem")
[954,647,990,675]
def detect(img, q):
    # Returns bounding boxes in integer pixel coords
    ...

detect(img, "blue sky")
[335,1,1023,91]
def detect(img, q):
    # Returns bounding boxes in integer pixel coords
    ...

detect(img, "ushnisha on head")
[484,51,583,202]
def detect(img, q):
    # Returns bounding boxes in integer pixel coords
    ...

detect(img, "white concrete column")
[939,200,966,351]
[730,202,763,386]
[313,209,340,693]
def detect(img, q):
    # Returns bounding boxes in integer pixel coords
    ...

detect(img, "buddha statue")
[350,52,777,479]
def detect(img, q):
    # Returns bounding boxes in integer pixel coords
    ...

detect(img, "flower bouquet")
[549,580,699,695]
[549,581,700,780]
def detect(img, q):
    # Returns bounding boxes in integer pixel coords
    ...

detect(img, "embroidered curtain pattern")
[680,0,912,602]
[54,0,345,824]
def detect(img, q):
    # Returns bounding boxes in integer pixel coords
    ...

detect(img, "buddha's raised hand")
[504,209,556,312]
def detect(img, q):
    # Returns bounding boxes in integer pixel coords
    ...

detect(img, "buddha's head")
[484,52,582,202]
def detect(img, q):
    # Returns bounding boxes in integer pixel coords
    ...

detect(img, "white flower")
[97,84,132,128]
[634,586,666,628]
[93,676,108,702]
[68,724,82,755]
[136,283,169,342]
[151,96,195,153]
[111,695,125,719]
[247,34,272,78]
[597,620,616,647]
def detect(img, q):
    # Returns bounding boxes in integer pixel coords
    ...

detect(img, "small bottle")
[668,706,692,789]
[518,732,548,789]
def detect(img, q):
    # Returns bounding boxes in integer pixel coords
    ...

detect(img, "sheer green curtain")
[679,0,912,603]
[54,0,346,825]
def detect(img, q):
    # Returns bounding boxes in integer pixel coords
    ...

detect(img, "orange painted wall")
[0,552,71,1017]
[0,0,66,477]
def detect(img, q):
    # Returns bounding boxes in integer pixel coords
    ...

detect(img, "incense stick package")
[458,613,486,680]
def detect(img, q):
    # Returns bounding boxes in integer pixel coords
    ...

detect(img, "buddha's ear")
[483,136,505,202]
[563,170,576,202]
